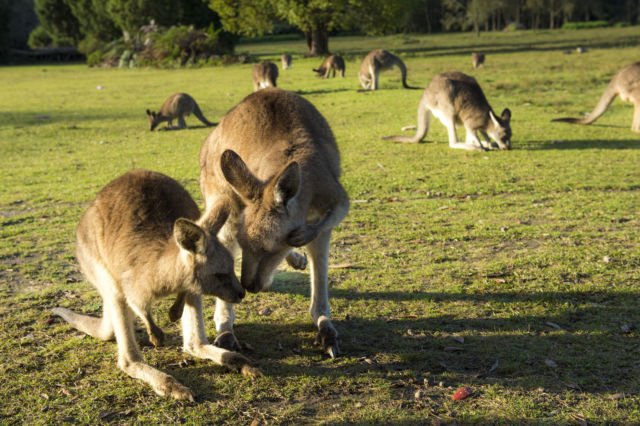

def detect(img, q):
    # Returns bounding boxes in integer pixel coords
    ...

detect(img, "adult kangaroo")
[52,170,259,401]
[146,93,215,131]
[358,49,420,91]
[199,88,350,358]
[552,62,640,132]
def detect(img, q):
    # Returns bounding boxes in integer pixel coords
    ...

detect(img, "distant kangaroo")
[281,54,292,70]
[52,170,259,401]
[358,49,420,91]
[313,54,346,78]
[383,72,512,151]
[552,62,640,132]
[198,88,350,358]
[146,93,215,131]
[472,52,485,69]
[252,60,279,92]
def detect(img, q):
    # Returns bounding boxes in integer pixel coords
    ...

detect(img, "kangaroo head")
[487,108,512,150]
[146,109,161,131]
[220,149,306,293]
[174,211,245,303]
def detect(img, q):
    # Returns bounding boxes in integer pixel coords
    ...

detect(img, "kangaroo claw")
[316,325,340,358]
[214,331,241,352]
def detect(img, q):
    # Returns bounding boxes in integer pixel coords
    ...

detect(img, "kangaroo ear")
[220,150,262,202]
[489,110,500,127]
[501,108,511,122]
[273,161,300,208]
[174,218,206,255]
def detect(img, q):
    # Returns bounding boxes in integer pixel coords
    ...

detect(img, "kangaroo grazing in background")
[472,52,485,69]
[198,88,350,358]
[383,72,512,151]
[313,54,346,78]
[552,62,640,132]
[358,49,420,91]
[252,60,279,92]
[281,54,292,70]
[52,170,259,401]
[146,93,215,131]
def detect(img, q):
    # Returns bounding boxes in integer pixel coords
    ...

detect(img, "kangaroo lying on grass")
[313,54,346,78]
[52,169,259,401]
[252,61,279,92]
[195,88,349,358]
[281,54,292,70]
[146,93,215,131]
[358,49,420,91]
[383,72,512,151]
[552,62,640,132]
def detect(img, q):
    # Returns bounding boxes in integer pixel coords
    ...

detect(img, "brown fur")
[313,54,346,78]
[358,49,420,91]
[252,61,279,92]
[471,52,485,69]
[146,93,215,131]
[552,62,640,132]
[52,170,255,401]
[384,72,512,151]
[199,88,349,357]
[281,54,292,70]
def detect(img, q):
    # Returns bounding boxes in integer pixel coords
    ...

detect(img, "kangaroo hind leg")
[632,102,640,132]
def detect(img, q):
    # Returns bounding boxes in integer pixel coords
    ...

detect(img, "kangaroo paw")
[315,325,340,359]
[148,326,165,348]
[214,331,241,352]
[221,351,263,378]
[286,251,307,270]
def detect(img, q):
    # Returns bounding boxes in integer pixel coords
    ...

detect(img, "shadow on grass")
[295,88,351,96]
[0,110,114,128]
[155,124,217,131]
[524,139,640,150]
[195,270,639,395]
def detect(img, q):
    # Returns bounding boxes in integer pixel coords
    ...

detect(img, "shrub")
[561,21,609,30]
[28,25,54,48]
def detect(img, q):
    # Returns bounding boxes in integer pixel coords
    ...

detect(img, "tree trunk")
[307,25,329,56]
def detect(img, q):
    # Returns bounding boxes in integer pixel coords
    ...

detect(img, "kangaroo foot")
[214,331,241,352]
[155,375,194,402]
[315,325,340,359]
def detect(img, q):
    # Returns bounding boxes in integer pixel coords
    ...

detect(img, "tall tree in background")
[0,0,9,61]
[105,0,179,41]
[64,0,119,43]
[34,0,81,45]
[211,0,411,56]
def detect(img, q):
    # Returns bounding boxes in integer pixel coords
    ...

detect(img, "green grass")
[1,26,640,424]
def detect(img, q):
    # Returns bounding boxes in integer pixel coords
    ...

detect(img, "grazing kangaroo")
[252,61,279,92]
[471,52,485,69]
[383,72,512,151]
[146,93,215,131]
[552,62,640,132]
[198,88,349,358]
[281,54,292,70]
[52,170,259,401]
[313,54,346,78]
[358,49,420,91]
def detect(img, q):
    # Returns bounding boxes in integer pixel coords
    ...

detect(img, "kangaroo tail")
[52,307,114,341]
[192,101,216,127]
[397,60,421,90]
[383,100,430,143]
[552,83,617,125]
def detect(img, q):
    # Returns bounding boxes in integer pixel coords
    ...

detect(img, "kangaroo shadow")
[524,138,640,150]
[295,88,351,96]
[155,124,217,131]
[180,270,640,398]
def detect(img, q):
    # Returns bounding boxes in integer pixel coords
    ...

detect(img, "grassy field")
[1,26,639,424]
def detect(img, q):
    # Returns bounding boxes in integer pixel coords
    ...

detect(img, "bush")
[28,25,54,48]
[561,21,609,30]
[137,24,234,67]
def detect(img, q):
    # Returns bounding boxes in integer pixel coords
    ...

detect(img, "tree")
[210,0,412,56]
[106,0,180,41]
[34,0,81,45]
[64,0,119,42]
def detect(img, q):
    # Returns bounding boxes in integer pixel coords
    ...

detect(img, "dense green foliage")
[1,27,640,424]
[33,0,81,46]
